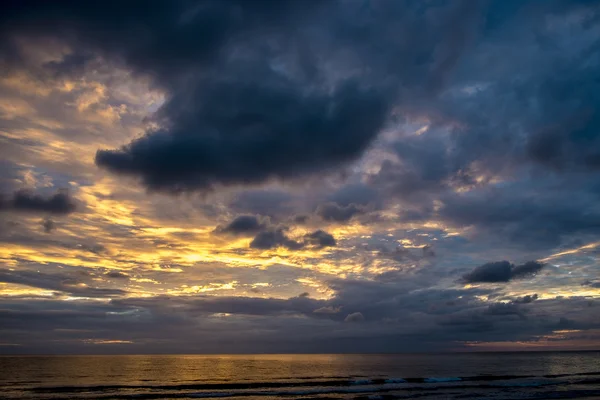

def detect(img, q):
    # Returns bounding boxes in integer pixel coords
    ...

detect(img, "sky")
[0,0,599,354]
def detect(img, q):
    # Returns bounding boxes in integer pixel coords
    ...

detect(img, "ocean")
[0,352,599,399]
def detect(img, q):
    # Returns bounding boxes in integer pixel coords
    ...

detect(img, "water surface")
[1,352,599,399]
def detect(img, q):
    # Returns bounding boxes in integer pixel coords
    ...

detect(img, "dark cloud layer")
[463,261,545,283]
[1,0,322,77]
[2,0,486,193]
[96,80,390,192]
[0,268,598,353]
[0,269,125,298]
[0,189,76,215]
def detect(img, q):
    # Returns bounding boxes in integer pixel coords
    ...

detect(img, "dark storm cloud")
[85,0,396,193]
[316,202,365,223]
[462,261,546,283]
[0,189,76,215]
[249,228,303,251]
[214,215,269,236]
[0,268,125,298]
[3,0,486,193]
[304,230,336,248]
[1,0,323,77]
[95,80,390,192]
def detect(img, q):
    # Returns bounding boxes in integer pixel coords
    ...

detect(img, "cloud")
[0,279,598,353]
[2,0,483,193]
[511,261,545,279]
[582,280,600,289]
[524,64,600,172]
[463,261,512,283]
[377,246,414,263]
[95,80,390,192]
[1,1,322,76]
[2,0,600,355]
[463,261,546,283]
[104,271,129,279]
[344,312,365,323]
[214,215,269,236]
[0,189,76,215]
[484,302,524,317]
[304,230,336,248]
[313,306,341,314]
[230,190,294,217]
[293,215,309,224]
[90,0,480,194]
[0,268,125,298]
[115,294,324,318]
[422,245,435,258]
[513,294,539,304]
[438,184,600,248]
[329,183,381,208]
[250,228,303,250]
[249,228,336,250]
[316,202,365,222]
[41,218,55,233]
[218,214,336,251]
